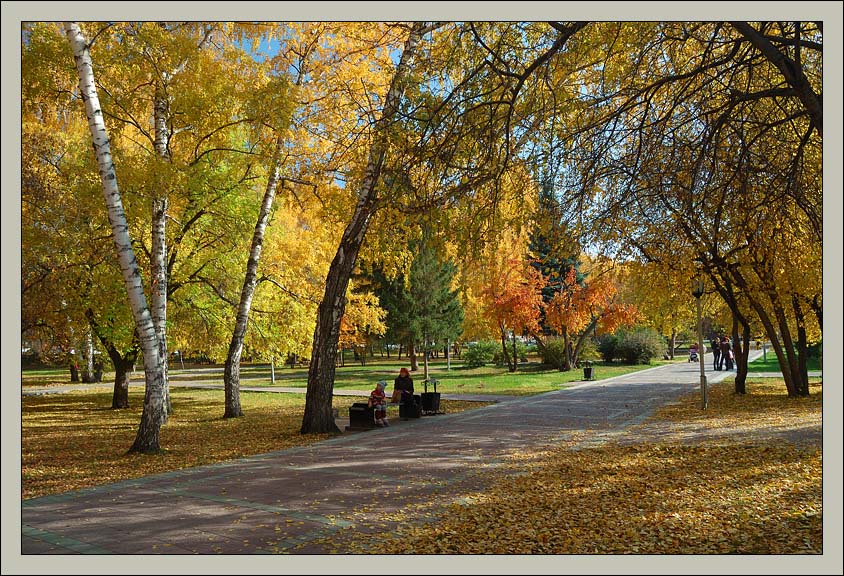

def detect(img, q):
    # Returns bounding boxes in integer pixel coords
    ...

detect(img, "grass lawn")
[171,357,673,396]
[23,356,673,396]
[746,353,822,372]
[20,387,490,500]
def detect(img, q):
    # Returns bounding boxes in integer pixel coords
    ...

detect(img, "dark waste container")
[421,378,442,414]
[421,392,441,414]
[583,362,594,380]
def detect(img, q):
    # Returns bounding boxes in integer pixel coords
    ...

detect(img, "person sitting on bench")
[369,380,389,427]
[392,367,415,405]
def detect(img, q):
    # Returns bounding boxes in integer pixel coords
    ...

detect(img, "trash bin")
[421,378,442,415]
[421,392,441,414]
[583,362,593,380]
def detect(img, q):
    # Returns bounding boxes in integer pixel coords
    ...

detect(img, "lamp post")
[691,276,708,410]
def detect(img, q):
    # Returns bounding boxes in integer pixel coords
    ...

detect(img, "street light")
[691,275,708,410]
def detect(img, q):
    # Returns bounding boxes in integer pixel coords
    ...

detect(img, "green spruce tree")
[528,178,583,351]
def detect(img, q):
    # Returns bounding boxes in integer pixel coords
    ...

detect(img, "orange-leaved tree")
[479,245,546,373]
[544,262,639,370]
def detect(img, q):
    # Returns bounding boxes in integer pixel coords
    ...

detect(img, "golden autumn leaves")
[318,379,822,555]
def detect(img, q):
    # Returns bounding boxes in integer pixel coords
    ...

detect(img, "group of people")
[689,336,737,371]
[368,367,415,427]
[711,335,735,371]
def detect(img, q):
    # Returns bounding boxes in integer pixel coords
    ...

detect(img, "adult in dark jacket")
[711,336,721,371]
[720,337,734,370]
[393,367,414,404]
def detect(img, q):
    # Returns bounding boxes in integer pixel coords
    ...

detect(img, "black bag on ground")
[400,395,422,418]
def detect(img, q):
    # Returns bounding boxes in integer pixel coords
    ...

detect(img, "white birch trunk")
[223,147,283,418]
[65,22,167,452]
[83,328,94,381]
[151,196,170,417]
[152,87,171,417]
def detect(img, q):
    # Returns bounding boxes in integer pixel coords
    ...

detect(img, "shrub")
[597,334,618,363]
[578,338,600,364]
[539,337,568,370]
[615,327,666,365]
[492,339,531,366]
[462,340,498,368]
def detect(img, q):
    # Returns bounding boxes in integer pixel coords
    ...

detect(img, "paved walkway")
[20,350,803,557]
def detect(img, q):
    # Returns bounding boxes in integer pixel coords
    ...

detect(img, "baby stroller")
[688,347,699,362]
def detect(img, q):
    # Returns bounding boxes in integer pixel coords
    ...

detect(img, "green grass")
[23,356,671,396]
[746,353,821,373]
[176,356,671,396]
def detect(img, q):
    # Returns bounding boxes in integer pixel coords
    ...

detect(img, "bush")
[463,340,498,368]
[578,338,600,364]
[539,337,568,370]
[615,327,666,365]
[492,340,531,366]
[597,334,618,363]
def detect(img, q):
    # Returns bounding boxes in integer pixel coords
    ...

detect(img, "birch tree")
[65,22,167,452]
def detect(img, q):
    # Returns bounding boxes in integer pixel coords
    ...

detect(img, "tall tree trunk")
[86,308,140,408]
[731,315,745,394]
[669,328,677,359]
[708,270,753,394]
[728,266,804,397]
[498,324,512,371]
[408,340,419,371]
[151,81,172,418]
[769,287,805,396]
[81,328,95,382]
[66,23,166,453]
[151,195,171,417]
[224,145,283,419]
[792,294,810,396]
[572,316,600,370]
[511,330,518,371]
[300,23,428,434]
[562,328,572,371]
[734,318,751,395]
[810,294,822,333]
[301,196,377,433]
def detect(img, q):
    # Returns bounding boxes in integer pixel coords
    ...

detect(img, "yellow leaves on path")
[21,388,487,500]
[335,379,822,555]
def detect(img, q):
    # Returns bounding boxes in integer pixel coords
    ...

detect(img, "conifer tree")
[528,178,582,343]
[409,242,464,379]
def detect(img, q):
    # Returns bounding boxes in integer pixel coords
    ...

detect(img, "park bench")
[345,378,445,431]
[346,396,423,431]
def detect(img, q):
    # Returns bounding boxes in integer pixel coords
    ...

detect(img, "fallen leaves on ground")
[324,378,822,555]
[21,388,490,500]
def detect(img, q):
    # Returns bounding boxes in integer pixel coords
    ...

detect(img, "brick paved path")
[19,352,766,557]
